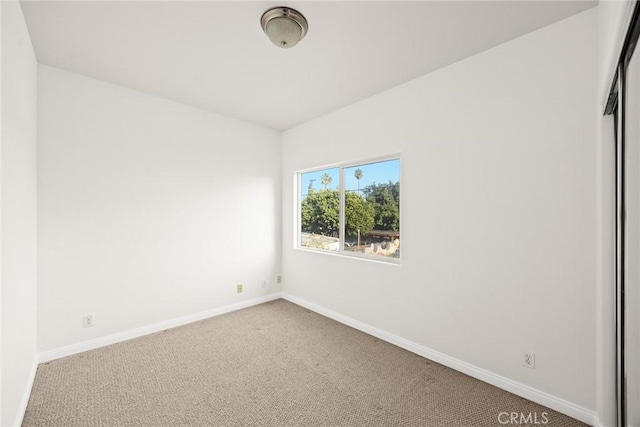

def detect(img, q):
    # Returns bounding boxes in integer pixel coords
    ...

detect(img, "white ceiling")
[21,1,596,130]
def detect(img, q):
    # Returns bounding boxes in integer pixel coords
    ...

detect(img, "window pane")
[344,159,400,258]
[299,168,340,251]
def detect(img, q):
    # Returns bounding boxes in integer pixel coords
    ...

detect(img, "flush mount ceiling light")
[261,7,308,49]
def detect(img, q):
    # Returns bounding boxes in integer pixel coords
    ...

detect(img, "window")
[297,156,400,262]
[299,167,341,251]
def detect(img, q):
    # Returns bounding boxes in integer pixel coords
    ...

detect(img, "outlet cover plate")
[82,315,93,328]
[522,351,535,369]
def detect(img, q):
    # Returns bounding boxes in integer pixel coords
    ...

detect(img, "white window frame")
[295,153,401,265]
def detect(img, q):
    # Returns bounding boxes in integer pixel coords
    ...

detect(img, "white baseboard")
[35,291,598,426]
[38,293,282,363]
[280,292,597,426]
[593,414,615,427]
[14,354,38,427]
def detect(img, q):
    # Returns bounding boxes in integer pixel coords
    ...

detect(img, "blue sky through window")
[301,159,399,198]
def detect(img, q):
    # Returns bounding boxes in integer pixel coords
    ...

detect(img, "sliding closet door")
[626,43,640,427]
[607,5,640,426]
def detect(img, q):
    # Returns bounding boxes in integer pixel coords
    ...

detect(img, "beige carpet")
[23,299,587,427]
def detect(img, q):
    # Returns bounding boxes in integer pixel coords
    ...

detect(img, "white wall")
[37,65,281,352]
[596,2,636,426]
[282,9,597,417]
[1,1,39,426]
[1,0,4,417]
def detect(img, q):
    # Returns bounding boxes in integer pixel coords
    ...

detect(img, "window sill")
[294,246,401,266]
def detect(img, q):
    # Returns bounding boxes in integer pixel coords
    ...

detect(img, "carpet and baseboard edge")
[35,292,598,426]
[14,354,39,427]
[37,293,282,364]
[279,292,597,427]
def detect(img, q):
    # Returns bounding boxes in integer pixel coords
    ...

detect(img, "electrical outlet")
[523,351,535,369]
[237,284,243,293]
[277,275,282,284]
[82,315,93,328]
[261,279,268,288]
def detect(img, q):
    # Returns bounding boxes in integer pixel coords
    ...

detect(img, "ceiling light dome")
[261,7,308,49]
